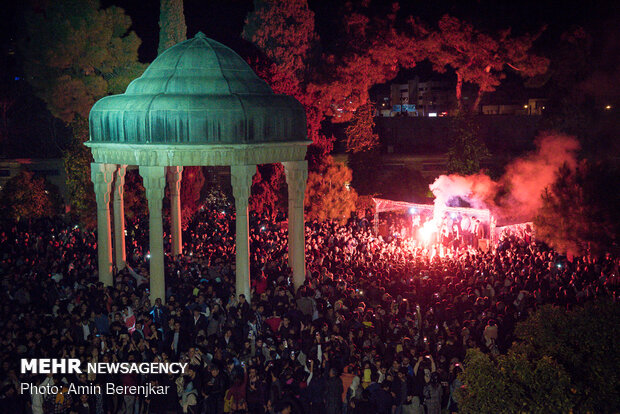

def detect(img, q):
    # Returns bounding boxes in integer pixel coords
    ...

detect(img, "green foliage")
[458,348,573,414]
[20,0,145,124]
[20,0,145,223]
[460,302,620,414]
[305,157,357,224]
[158,0,187,55]
[345,102,379,153]
[447,115,490,175]
[535,161,620,256]
[514,302,620,413]
[0,170,59,221]
[63,118,96,226]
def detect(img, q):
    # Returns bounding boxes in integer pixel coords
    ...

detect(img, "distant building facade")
[481,98,547,115]
[388,77,455,117]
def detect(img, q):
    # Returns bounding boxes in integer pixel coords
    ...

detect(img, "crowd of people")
[0,205,617,414]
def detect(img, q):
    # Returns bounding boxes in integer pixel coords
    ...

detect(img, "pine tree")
[158,0,187,55]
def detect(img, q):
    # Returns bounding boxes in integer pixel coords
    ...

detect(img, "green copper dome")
[89,33,308,145]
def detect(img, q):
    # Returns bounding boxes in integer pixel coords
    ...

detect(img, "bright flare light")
[419,221,437,244]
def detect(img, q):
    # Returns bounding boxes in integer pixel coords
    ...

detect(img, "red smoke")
[430,132,580,224]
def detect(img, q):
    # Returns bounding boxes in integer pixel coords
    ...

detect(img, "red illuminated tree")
[424,15,548,112]
[308,3,423,122]
[249,164,286,217]
[179,166,205,229]
[244,0,333,165]
[345,102,379,153]
[244,0,424,162]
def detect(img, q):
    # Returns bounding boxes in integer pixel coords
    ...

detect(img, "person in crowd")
[0,208,617,414]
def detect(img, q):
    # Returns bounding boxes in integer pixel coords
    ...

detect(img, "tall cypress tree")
[158,0,187,55]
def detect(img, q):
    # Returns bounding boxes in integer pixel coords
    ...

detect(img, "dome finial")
[195,31,207,39]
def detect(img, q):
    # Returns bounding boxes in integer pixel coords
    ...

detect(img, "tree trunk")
[455,72,463,111]
[472,89,484,114]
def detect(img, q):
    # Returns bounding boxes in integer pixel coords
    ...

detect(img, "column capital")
[166,166,183,196]
[283,161,308,208]
[114,165,128,200]
[139,166,166,214]
[230,165,256,206]
[91,163,116,206]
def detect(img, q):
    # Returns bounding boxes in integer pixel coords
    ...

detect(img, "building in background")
[389,76,455,117]
[481,97,547,115]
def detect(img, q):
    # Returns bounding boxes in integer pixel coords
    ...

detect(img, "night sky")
[94,0,620,64]
[1,0,618,76]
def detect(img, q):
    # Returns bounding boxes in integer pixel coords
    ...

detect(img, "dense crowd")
[0,207,618,414]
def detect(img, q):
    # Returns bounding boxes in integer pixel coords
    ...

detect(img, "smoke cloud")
[430,132,580,224]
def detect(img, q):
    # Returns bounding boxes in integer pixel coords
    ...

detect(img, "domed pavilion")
[86,32,310,303]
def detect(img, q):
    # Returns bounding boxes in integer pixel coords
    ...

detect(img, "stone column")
[113,165,127,270]
[139,166,167,304]
[91,163,116,286]
[167,166,183,256]
[283,161,308,290]
[230,164,255,303]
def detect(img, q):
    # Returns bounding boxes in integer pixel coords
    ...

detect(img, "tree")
[535,161,620,257]
[514,302,620,413]
[243,0,316,91]
[179,167,205,230]
[20,0,145,124]
[158,0,187,55]
[459,302,620,413]
[424,15,548,112]
[446,115,490,175]
[244,1,424,160]
[0,170,59,221]
[20,0,145,224]
[244,0,332,165]
[123,169,147,221]
[250,164,286,218]
[63,119,96,226]
[345,102,379,153]
[305,157,357,224]
[458,348,573,414]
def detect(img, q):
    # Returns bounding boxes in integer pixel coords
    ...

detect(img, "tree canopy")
[535,160,620,257]
[424,15,548,112]
[446,115,490,175]
[345,102,379,153]
[459,302,620,414]
[19,0,145,124]
[305,157,357,224]
[0,170,59,221]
